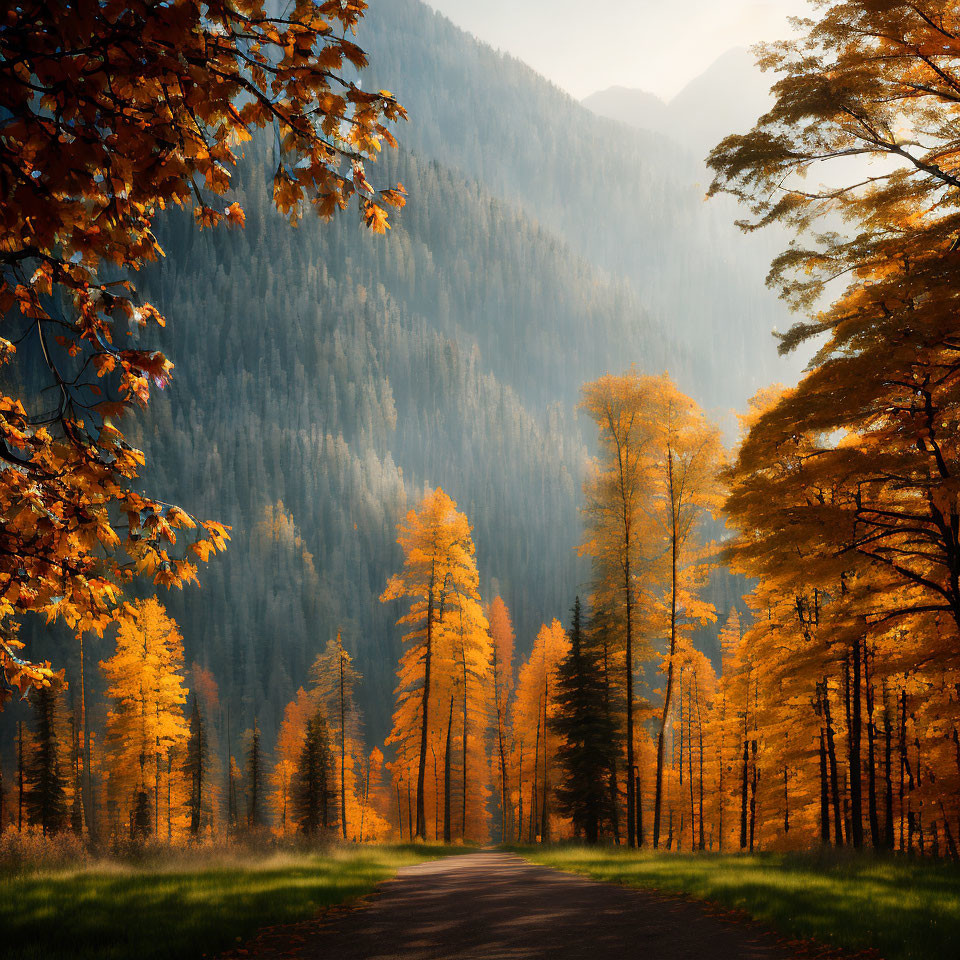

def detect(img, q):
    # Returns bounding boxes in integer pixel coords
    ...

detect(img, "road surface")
[231,851,821,959]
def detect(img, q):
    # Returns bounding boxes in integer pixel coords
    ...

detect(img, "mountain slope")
[584,48,773,157]
[360,1,796,410]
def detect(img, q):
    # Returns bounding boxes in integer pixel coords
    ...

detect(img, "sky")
[425,0,809,101]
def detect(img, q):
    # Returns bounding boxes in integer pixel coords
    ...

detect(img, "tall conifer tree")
[552,598,621,843]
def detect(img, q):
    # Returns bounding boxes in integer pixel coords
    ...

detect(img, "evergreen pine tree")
[551,598,620,844]
[185,695,209,836]
[24,685,68,836]
[246,720,265,829]
[293,710,336,837]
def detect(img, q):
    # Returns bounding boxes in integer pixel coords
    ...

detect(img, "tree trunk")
[541,671,550,843]
[407,778,413,843]
[739,718,749,850]
[516,740,524,843]
[635,771,643,847]
[415,564,436,840]
[444,696,453,844]
[17,721,24,832]
[848,642,864,848]
[940,802,959,862]
[396,780,403,840]
[497,701,509,843]
[823,685,844,846]
[462,644,469,841]
[819,726,830,844]
[624,546,635,848]
[883,684,895,850]
[695,676,705,850]
[339,653,347,840]
[432,745,440,840]
[530,698,542,842]
[79,632,95,842]
[653,452,679,850]
[601,633,621,846]
[687,682,695,851]
[863,638,880,849]
[717,694,725,852]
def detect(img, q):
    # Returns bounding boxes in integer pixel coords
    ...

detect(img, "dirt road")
[236,851,809,959]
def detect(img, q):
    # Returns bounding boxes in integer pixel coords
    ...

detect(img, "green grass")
[513,844,960,959]
[1,844,460,960]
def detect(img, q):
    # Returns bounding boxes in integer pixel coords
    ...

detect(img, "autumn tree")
[270,686,316,836]
[580,371,658,847]
[581,371,723,847]
[709,1,960,634]
[445,581,494,841]
[646,376,724,849]
[311,630,362,840]
[101,598,189,840]
[382,488,485,840]
[511,619,570,842]
[0,0,406,695]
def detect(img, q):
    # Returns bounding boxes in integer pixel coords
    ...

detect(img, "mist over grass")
[1,843,459,960]
[514,845,960,960]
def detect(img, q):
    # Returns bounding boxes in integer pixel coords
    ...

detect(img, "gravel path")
[235,851,806,960]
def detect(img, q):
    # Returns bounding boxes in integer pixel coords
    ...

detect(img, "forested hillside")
[8,0,777,750]
[359,0,796,404]
[131,136,686,737]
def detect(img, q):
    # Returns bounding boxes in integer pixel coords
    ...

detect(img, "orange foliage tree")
[580,371,724,848]
[0,0,406,697]
[509,619,570,843]
[100,598,189,840]
[382,488,492,841]
[580,372,658,847]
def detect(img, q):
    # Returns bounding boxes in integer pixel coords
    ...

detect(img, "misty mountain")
[583,48,774,159]
[359,4,798,413]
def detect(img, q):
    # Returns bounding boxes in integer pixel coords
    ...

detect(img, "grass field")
[515,844,960,960]
[1,844,458,960]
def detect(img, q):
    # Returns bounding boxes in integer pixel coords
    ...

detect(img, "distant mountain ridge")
[583,47,774,158]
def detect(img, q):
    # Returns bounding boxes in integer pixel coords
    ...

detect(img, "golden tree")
[645,375,725,849]
[581,371,723,847]
[580,371,658,847]
[269,686,316,836]
[510,619,570,843]
[709,0,960,633]
[100,598,189,839]
[382,488,484,840]
[443,585,493,841]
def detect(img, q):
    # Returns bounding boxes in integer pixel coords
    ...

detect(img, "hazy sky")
[425,0,809,100]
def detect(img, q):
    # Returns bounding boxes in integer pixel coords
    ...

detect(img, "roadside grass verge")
[512,844,960,960]
[1,843,460,960]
